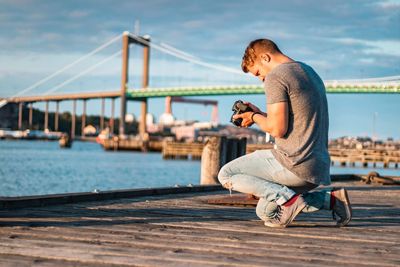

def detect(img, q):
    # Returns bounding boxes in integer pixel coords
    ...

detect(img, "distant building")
[125,114,136,123]
[83,125,97,136]
[159,113,175,126]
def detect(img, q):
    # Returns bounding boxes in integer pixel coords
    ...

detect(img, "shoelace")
[270,205,283,222]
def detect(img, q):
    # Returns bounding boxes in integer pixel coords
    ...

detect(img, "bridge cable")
[128,33,246,76]
[130,34,400,85]
[14,34,122,98]
[0,34,123,108]
[43,50,122,95]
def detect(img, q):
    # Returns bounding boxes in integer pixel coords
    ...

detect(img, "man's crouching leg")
[256,198,279,221]
[218,161,306,228]
[217,164,234,195]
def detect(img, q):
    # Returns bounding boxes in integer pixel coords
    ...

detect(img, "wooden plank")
[3,223,399,263]
[0,237,296,267]
[0,185,223,209]
[0,254,111,267]
[0,183,399,266]
[2,225,397,267]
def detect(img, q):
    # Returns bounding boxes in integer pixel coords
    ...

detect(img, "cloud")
[68,10,90,19]
[376,0,400,10]
[0,0,399,93]
[331,37,400,57]
[182,20,205,29]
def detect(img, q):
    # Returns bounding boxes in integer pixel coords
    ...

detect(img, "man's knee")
[256,200,278,221]
[217,164,229,185]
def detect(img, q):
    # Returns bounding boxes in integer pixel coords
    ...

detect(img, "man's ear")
[260,53,271,63]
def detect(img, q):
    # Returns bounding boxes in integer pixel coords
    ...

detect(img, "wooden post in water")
[201,137,224,185]
[71,100,76,139]
[383,161,388,168]
[81,100,87,137]
[55,101,59,131]
[200,136,247,185]
[237,138,247,157]
[44,101,49,131]
[18,102,23,130]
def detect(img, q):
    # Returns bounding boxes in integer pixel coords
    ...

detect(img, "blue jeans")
[218,150,332,222]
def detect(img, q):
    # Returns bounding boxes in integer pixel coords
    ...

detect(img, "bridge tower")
[119,31,150,138]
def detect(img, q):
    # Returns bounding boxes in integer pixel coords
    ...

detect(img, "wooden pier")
[330,148,400,168]
[0,179,399,266]
[100,138,400,169]
[161,142,274,160]
[162,141,204,159]
[161,142,399,168]
[102,138,163,152]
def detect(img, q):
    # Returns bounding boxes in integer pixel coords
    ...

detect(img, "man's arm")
[232,102,288,138]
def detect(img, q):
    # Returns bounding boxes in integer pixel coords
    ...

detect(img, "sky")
[0,0,399,139]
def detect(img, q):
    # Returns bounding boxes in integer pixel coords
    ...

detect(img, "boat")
[59,134,72,148]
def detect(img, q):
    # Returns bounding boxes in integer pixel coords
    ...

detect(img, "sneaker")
[264,195,307,228]
[331,188,352,227]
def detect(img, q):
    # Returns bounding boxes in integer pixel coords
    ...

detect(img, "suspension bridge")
[1,31,399,139]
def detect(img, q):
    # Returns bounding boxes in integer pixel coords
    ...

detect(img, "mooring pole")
[18,102,23,130]
[140,36,150,138]
[81,100,86,137]
[71,100,76,139]
[119,31,130,137]
[44,101,49,131]
[55,101,59,131]
[29,103,33,129]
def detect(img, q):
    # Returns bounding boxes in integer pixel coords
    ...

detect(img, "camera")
[230,100,253,127]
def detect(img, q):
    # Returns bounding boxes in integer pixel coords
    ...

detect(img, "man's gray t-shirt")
[264,61,330,185]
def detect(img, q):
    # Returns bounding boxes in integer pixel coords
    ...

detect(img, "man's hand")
[243,101,262,113]
[232,112,255,128]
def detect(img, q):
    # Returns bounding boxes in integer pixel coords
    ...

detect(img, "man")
[218,39,352,228]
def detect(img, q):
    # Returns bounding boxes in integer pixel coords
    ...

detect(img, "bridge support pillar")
[165,96,172,114]
[55,101,59,132]
[211,105,218,124]
[119,32,130,137]
[18,102,23,130]
[71,100,76,139]
[139,99,148,137]
[139,36,150,139]
[110,98,115,135]
[44,101,49,131]
[29,103,33,129]
[100,98,105,131]
[81,100,87,137]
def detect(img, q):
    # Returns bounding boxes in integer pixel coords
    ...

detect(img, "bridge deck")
[4,84,400,103]
[0,181,399,266]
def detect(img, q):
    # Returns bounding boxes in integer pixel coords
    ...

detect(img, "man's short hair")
[241,39,281,73]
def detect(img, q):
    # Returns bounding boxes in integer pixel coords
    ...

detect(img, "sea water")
[0,140,398,197]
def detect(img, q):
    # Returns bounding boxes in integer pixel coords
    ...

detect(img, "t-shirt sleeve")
[264,74,288,104]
